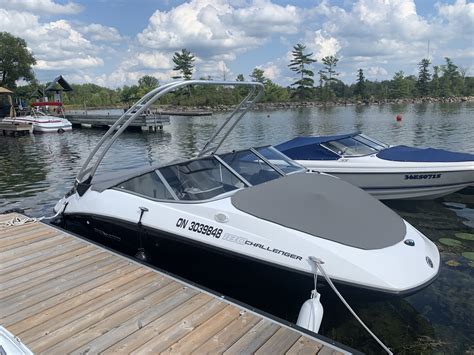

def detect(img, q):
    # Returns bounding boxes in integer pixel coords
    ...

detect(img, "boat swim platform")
[0,213,355,354]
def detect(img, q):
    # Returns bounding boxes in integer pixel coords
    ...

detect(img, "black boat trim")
[61,212,440,297]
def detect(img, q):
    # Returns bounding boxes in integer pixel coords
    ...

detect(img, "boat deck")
[0,213,351,354]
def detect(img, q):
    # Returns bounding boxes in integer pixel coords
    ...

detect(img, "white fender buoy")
[296,290,324,333]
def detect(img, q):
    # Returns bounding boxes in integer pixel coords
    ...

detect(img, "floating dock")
[0,122,33,136]
[65,114,171,132]
[0,213,352,354]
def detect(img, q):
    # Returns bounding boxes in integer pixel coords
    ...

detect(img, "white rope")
[0,208,63,230]
[309,256,393,355]
[0,216,43,229]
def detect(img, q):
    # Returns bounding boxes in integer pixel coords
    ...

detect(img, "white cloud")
[82,24,123,43]
[303,0,473,83]
[36,56,103,70]
[436,0,474,37]
[307,30,341,61]
[137,0,300,61]
[0,9,107,73]
[259,62,281,81]
[0,0,82,15]
[365,66,389,78]
[232,0,301,35]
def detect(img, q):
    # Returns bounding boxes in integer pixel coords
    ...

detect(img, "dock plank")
[0,214,351,354]
[16,272,159,343]
[1,239,81,274]
[43,283,192,354]
[75,292,213,354]
[0,244,93,283]
[193,310,261,353]
[286,336,324,354]
[0,250,114,301]
[223,319,281,354]
[161,305,241,354]
[117,299,226,354]
[255,327,302,354]
[3,263,141,326]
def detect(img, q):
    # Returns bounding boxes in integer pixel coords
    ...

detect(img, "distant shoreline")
[64,95,474,112]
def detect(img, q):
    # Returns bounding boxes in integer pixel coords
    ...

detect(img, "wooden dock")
[0,213,352,354]
[0,122,33,136]
[65,114,171,132]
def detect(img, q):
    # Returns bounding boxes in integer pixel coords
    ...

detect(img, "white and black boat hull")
[54,173,440,296]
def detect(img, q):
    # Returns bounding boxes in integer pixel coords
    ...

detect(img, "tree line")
[1,32,472,108]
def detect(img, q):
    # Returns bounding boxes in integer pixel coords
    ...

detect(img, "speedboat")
[3,102,72,133]
[277,132,474,200]
[53,80,439,296]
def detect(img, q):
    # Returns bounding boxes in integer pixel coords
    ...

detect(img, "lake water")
[1,102,473,353]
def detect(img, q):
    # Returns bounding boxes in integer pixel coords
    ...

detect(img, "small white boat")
[3,102,72,133]
[3,112,72,133]
[54,81,440,296]
[276,132,474,200]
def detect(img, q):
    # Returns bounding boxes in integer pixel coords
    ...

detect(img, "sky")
[0,0,473,88]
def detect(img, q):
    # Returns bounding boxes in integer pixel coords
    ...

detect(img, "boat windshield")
[322,134,388,157]
[159,157,244,200]
[254,146,304,174]
[117,146,297,201]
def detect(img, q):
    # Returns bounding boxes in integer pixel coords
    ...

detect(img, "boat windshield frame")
[321,134,389,157]
[74,80,265,196]
[114,145,305,203]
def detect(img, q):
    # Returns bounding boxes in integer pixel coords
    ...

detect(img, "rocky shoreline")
[157,95,474,113]
[67,96,473,113]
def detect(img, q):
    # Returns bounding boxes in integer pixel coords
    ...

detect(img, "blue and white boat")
[277,132,474,200]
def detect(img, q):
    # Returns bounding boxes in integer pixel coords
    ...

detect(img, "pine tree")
[320,55,339,100]
[391,71,409,99]
[288,43,316,100]
[172,49,195,80]
[321,56,339,83]
[416,58,431,97]
[431,66,440,97]
[354,69,366,99]
[441,57,461,96]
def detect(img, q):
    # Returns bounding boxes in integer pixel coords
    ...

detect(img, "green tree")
[354,69,366,99]
[320,55,339,100]
[236,74,244,81]
[321,56,339,83]
[172,49,195,80]
[416,58,431,97]
[138,75,158,89]
[288,43,316,100]
[390,71,409,99]
[250,68,266,83]
[137,75,158,97]
[431,65,441,97]
[0,32,36,88]
[441,57,461,96]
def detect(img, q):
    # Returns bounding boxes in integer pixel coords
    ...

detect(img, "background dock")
[0,122,33,136]
[0,213,352,354]
[65,114,171,132]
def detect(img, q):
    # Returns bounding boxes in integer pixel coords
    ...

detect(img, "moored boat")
[2,102,72,133]
[277,132,474,200]
[53,81,440,297]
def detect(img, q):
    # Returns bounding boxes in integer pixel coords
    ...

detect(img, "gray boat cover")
[231,173,406,250]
